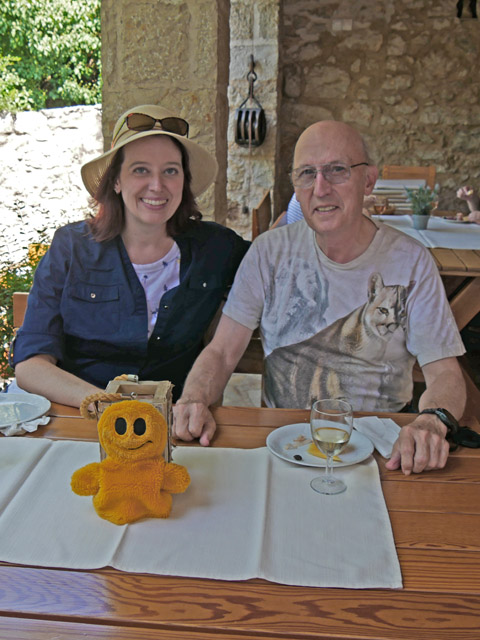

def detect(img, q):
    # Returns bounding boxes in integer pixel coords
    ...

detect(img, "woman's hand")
[456,185,476,201]
[457,186,480,212]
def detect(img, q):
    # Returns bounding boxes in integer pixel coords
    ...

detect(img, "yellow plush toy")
[71,400,190,525]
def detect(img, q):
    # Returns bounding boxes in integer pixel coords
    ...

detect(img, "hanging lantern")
[234,55,267,147]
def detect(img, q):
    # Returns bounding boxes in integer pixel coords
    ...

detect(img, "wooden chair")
[270,210,287,229]
[382,165,436,190]
[251,190,272,240]
[13,291,29,330]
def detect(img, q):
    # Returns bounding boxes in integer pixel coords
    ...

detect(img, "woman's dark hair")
[88,136,202,242]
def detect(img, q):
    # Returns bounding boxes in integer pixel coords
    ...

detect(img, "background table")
[0,404,479,639]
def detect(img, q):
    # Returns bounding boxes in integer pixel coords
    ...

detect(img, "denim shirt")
[12,220,249,401]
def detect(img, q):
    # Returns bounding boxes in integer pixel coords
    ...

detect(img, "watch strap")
[418,408,459,435]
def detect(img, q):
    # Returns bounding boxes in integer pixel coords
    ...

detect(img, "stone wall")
[279,0,480,211]
[0,106,102,264]
[226,0,281,236]
[101,0,230,223]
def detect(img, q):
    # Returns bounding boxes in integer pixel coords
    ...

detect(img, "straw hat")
[81,104,218,198]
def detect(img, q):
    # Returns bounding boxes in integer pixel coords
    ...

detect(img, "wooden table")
[428,245,480,418]
[1,404,480,639]
[430,246,480,331]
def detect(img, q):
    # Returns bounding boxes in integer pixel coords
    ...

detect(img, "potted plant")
[405,185,439,230]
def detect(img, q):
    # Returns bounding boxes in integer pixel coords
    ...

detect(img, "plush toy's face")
[98,400,167,462]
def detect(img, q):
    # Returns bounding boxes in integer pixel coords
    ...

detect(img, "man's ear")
[364,165,378,195]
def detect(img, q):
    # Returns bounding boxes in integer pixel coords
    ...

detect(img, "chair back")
[382,165,436,190]
[13,292,29,329]
[251,190,272,239]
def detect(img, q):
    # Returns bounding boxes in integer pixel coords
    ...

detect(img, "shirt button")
[202,282,207,288]
[156,336,161,341]
[164,304,168,309]
[90,292,96,299]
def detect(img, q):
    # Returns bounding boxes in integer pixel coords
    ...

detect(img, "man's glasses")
[291,162,369,188]
[112,113,189,146]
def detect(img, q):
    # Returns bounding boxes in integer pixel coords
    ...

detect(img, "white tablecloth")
[0,437,402,589]
[375,214,480,249]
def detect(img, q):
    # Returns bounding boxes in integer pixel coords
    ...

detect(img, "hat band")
[111,113,190,149]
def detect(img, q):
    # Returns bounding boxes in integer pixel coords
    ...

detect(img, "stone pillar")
[101,0,229,220]
[227,0,282,237]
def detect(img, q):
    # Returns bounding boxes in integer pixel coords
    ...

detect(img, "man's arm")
[173,314,254,446]
[385,357,466,475]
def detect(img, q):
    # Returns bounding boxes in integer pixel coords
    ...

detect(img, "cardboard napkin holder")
[95,379,173,462]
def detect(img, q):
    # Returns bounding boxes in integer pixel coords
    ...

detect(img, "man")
[174,120,466,475]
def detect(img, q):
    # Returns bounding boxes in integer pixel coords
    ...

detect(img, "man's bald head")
[293,120,372,169]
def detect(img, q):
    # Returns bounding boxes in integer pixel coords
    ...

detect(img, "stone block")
[386,35,406,56]
[304,66,350,100]
[392,97,418,115]
[342,102,374,128]
[230,1,253,40]
[120,2,190,85]
[338,32,383,52]
[381,74,413,91]
[257,0,280,40]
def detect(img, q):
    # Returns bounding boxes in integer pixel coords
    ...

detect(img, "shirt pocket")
[63,283,121,336]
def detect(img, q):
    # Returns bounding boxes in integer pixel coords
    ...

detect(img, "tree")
[0,0,101,111]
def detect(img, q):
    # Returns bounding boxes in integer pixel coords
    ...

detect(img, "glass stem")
[325,453,333,483]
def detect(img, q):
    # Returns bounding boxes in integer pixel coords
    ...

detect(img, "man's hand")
[466,210,480,224]
[173,401,217,447]
[385,413,450,475]
[173,315,254,447]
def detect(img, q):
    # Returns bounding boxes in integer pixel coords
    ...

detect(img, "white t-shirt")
[223,219,464,411]
[133,242,181,337]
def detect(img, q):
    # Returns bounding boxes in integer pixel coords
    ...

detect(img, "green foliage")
[405,185,439,216]
[0,55,33,111]
[0,0,101,112]
[0,241,48,380]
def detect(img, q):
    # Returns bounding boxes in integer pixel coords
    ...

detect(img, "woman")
[12,105,249,405]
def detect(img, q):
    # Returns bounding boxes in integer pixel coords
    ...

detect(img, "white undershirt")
[132,242,181,337]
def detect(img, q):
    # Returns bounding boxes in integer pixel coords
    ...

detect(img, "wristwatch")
[418,408,459,437]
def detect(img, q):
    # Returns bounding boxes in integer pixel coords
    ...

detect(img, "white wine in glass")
[310,399,353,495]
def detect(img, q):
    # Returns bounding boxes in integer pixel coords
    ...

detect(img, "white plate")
[442,217,473,224]
[0,393,51,427]
[266,423,374,468]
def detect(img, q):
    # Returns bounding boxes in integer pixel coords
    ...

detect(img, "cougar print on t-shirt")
[265,272,415,410]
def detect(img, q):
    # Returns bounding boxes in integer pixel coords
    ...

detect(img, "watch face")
[438,408,458,425]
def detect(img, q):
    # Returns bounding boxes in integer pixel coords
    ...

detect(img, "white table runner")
[0,438,402,589]
[375,214,480,249]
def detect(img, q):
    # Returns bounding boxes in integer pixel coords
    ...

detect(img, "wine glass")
[310,399,353,495]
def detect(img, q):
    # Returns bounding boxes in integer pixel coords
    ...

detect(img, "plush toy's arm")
[71,462,101,496]
[163,462,190,493]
